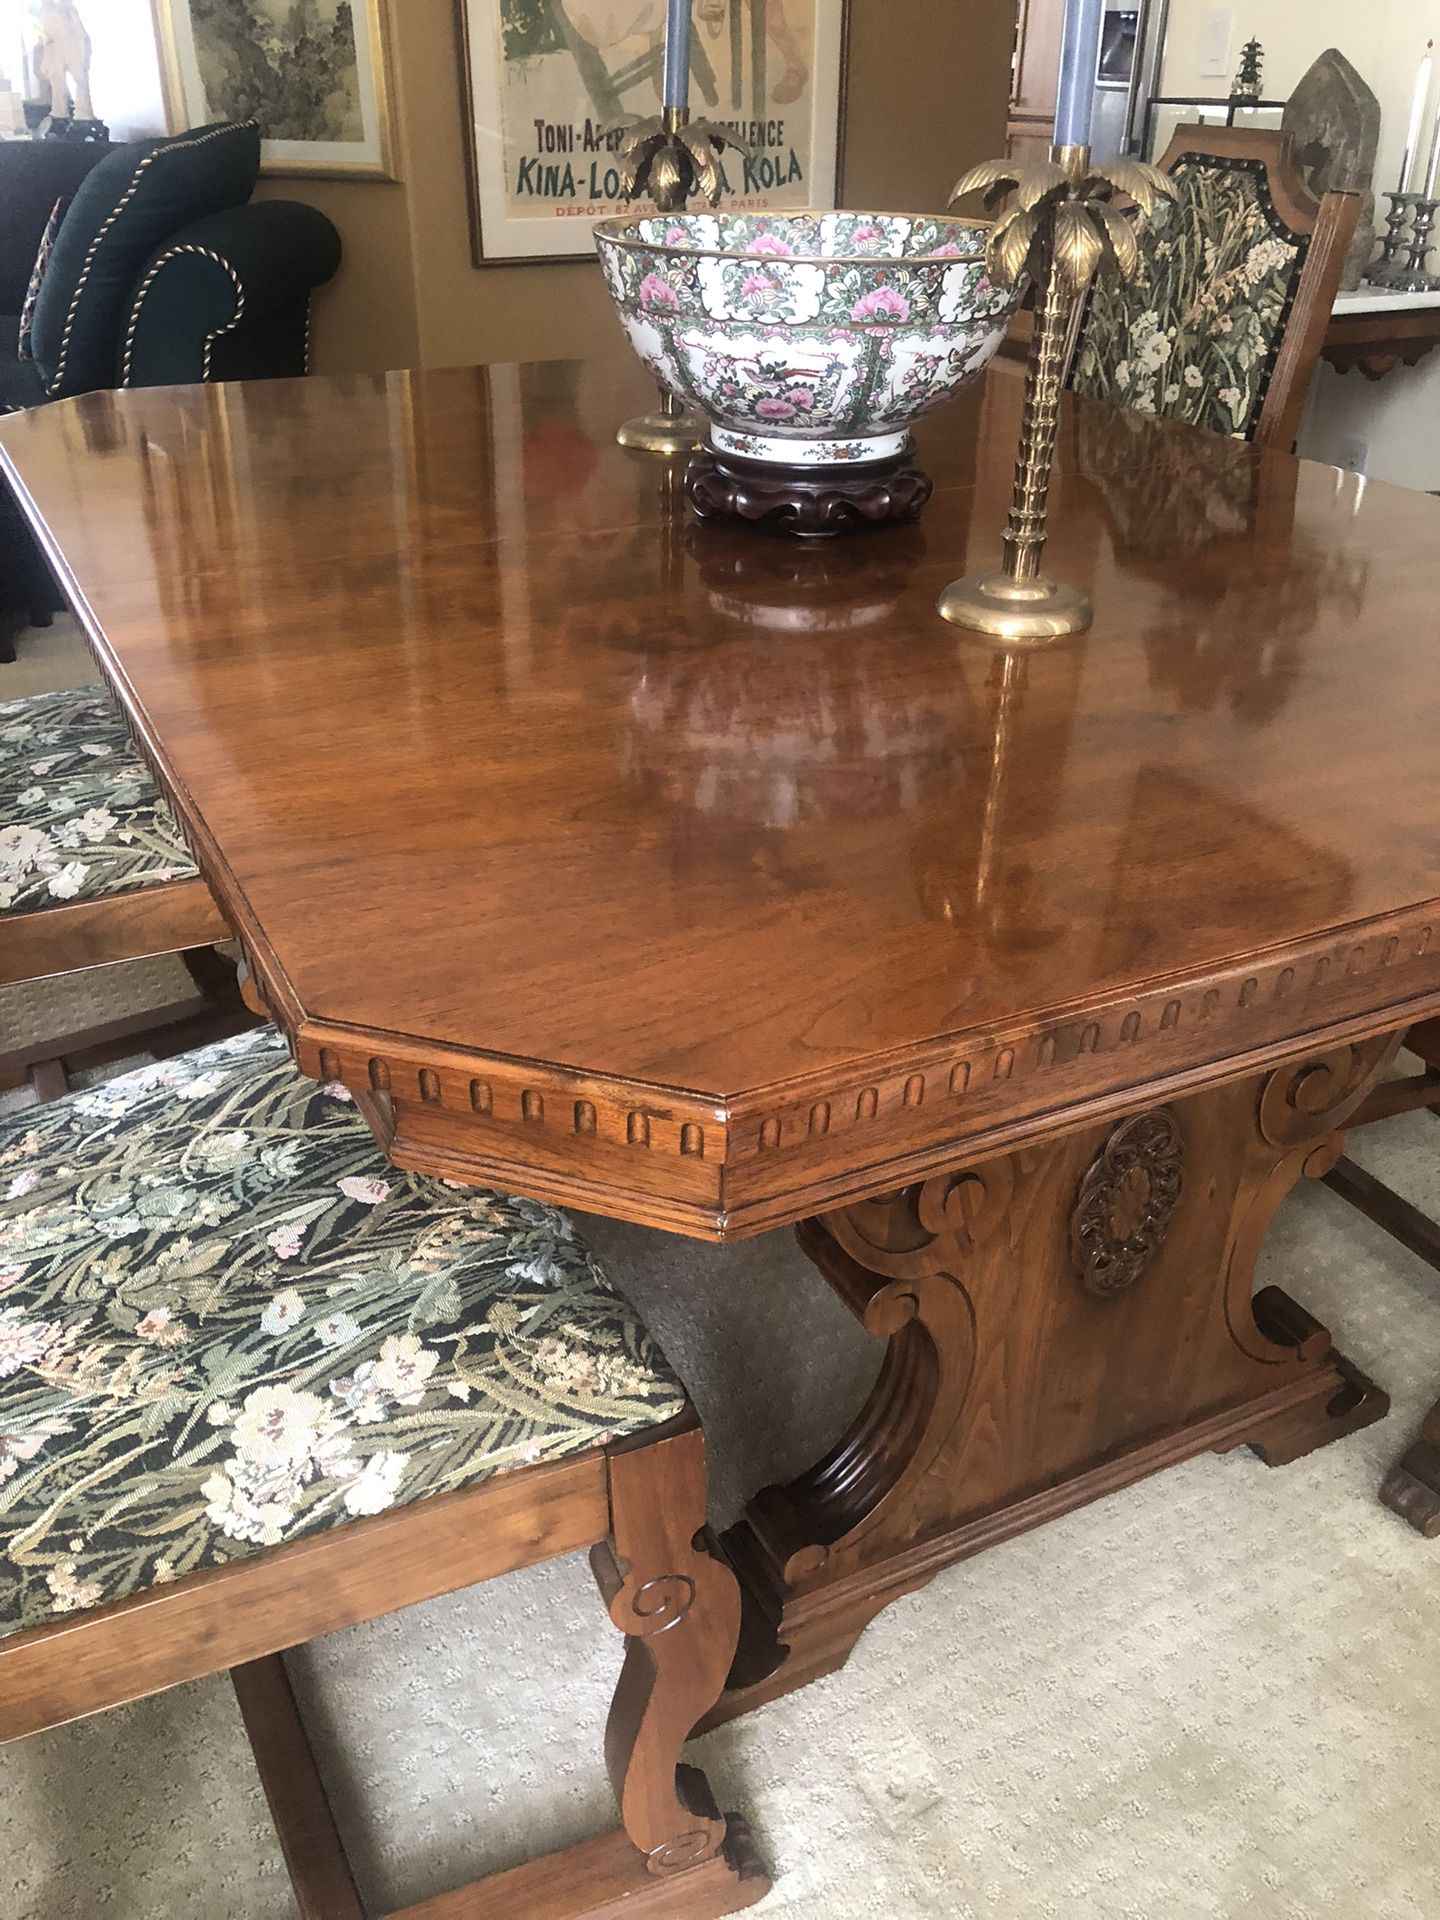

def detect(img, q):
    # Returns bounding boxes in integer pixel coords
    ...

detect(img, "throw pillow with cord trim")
[28,120,260,400]
[17,197,68,363]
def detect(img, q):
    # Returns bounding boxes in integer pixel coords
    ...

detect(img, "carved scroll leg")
[1380,1398,1440,1538]
[587,1419,771,1916]
[1219,1040,1403,1468]
[710,1170,998,1725]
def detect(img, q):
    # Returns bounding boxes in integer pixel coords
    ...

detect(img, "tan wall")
[297,0,1015,376]
[255,175,420,374]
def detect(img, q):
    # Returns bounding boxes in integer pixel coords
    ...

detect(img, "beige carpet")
[3,624,1439,1918]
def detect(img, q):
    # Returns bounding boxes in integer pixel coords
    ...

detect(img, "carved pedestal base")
[708,1036,1400,1724]
[685,448,933,538]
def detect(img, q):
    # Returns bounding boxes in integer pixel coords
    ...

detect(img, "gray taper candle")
[1053,0,1103,149]
[663,0,693,112]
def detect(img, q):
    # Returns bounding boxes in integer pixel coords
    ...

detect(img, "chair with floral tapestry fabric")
[0,1025,769,1919]
[1067,124,1359,449]
[1,684,252,1095]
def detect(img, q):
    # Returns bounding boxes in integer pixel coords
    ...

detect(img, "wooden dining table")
[5,347,1440,1725]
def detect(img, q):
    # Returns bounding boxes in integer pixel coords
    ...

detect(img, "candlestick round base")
[617,409,705,456]
[936,569,1094,641]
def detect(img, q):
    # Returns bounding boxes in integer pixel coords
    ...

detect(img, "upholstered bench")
[0,684,240,1091]
[0,1026,767,1917]
[0,683,200,916]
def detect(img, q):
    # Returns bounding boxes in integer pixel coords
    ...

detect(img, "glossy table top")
[5,350,1440,1236]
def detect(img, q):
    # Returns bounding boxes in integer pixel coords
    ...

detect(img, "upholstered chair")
[1067,125,1359,449]
[0,1026,769,1919]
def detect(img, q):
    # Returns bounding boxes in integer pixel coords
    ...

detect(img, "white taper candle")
[1401,41,1434,193]
[1425,88,1440,198]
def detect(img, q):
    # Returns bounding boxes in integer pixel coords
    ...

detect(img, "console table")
[1323,286,1440,381]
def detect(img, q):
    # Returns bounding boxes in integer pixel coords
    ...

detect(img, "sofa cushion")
[0,685,199,913]
[29,121,260,399]
[0,1028,686,1638]
[17,198,67,363]
[0,139,112,319]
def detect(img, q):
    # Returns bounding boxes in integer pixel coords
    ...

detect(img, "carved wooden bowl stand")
[686,443,935,538]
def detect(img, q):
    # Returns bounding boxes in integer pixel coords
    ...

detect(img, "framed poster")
[151,0,396,178]
[459,0,851,266]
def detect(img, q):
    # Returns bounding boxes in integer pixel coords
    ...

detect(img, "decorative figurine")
[30,1,106,140]
[1232,38,1264,102]
[33,1,92,121]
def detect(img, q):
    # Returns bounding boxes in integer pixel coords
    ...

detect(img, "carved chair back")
[1067,124,1360,449]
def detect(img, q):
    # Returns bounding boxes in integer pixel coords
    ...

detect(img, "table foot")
[1380,1416,1440,1538]
[1234,1289,1389,1466]
[707,1035,1402,1725]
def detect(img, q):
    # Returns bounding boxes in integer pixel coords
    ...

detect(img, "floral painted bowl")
[594,210,1021,468]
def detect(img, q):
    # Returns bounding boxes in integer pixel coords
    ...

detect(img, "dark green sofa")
[1,123,341,644]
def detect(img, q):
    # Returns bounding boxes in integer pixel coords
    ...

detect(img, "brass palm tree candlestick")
[937,145,1175,641]
[614,108,748,456]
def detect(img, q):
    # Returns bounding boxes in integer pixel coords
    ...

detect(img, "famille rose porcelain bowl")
[594,210,1021,468]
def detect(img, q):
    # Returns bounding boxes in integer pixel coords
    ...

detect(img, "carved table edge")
[328,983,1440,1241]
[251,901,1440,1121]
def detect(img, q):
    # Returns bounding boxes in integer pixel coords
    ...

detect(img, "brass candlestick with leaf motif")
[937,145,1175,642]
[613,107,750,456]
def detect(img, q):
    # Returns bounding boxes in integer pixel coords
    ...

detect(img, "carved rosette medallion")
[1071,1109,1185,1297]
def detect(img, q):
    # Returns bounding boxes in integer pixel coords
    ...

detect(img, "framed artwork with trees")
[152,0,395,178]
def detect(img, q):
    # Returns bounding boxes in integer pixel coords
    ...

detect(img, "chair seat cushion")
[0,685,199,915]
[0,1029,685,1639]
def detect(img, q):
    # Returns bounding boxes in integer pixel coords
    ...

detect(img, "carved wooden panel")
[1071,1109,1184,1296]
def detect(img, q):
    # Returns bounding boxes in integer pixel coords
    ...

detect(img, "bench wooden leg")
[588,1423,769,1907]
[239,1426,770,1920]
[231,1654,365,1920]
[389,1428,771,1919]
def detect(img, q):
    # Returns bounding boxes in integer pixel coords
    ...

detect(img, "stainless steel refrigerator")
[1090,0,1172,161]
